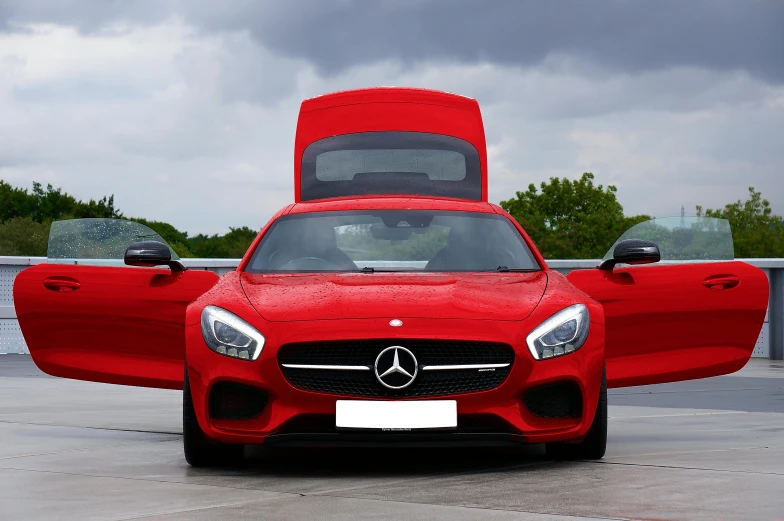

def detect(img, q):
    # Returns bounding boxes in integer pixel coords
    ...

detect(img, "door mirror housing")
[598,239,660,271]
[124,241,186,272]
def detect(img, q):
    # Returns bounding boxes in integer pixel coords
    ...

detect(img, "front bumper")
[185,316,605,446]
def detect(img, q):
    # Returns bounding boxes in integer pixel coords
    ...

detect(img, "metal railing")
[1,256,781,359]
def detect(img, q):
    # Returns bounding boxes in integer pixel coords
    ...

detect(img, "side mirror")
[598,239,660,271]
[124,241,186,272]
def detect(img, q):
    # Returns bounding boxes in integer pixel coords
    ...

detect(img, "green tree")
[0,181,37,222]
[218,227,260,258]
[0,217,50,256]
[0,181,122,223]
[500,173,650,258]
[0,178,259,258]
[188,227,258,258]
[6,178,784,260]
[697,187,784,258]
[130,218,193,257]
[0,181,123,256]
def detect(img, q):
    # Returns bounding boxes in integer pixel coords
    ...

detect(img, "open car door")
[14,219,219,389]
[567,217,769,388]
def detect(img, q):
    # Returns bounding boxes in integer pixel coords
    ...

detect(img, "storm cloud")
[0,0,782,235]
[4,0,783,81]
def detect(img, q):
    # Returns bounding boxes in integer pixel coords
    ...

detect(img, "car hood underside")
[240,272,548,322]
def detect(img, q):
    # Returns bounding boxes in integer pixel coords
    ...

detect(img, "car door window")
[603,217,733,265]
[47,218,179,266]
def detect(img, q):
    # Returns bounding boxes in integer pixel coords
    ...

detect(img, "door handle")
[702,274,740,290]
[43,277,82,292]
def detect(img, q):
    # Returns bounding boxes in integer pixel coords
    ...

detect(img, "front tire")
[183,366,244,467]
[546,367,607,460]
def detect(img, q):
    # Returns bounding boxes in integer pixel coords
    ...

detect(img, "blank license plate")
[336,400,457,430]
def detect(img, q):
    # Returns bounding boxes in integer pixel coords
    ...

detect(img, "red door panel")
[567,261,768,388]
[14,264,219,389]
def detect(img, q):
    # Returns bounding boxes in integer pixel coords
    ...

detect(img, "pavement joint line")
[297,474,456,497]
[585,459,784,476]
[301,463,539,497]
[0,437,179,462]
[113,486,634,521]
[610,411,749,419]
[110,497,298,521]
[0,419,182,436]
[610,386,784,396]
[0,456,774,521]
[1,463,630,521]
[0,465,310,496]
[5,458,555,494]
[306,491,632,521]
[603,445,775,459]
[0,447,569,499]
[0,458,591,502]
[307,459,557,496]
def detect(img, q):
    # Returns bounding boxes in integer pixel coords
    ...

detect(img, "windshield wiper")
[359,267,375,273]
[495,266,540,272]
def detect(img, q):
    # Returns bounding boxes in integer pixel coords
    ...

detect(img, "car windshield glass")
[246,211,539,273]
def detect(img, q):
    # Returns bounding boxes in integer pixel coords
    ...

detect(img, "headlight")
[526,304,589,360]
[200,306,265,361]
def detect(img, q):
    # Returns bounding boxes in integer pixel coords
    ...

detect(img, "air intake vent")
[209,382,268,420]
[523,381,582,419]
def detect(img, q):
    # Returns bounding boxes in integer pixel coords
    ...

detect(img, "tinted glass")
[246,211,538,273]
[604,216,734,262]
[300,132,481,201]
[316,149,466,181]
[48,218,179,266]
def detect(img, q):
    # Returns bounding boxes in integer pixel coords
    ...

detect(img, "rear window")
[316,149,466,181]
[300,132,481,201]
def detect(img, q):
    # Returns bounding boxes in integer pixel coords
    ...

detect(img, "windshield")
[246,211,539,273]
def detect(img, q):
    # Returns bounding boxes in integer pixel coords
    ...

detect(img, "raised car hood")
[240,272,547,322]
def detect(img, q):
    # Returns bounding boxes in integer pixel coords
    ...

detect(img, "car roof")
[287,196,499,215]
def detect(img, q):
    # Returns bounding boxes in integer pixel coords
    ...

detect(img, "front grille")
[523,381,582,419]
[278,339,514,398]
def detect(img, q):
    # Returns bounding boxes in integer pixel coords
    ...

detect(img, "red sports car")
[14,88,769,466]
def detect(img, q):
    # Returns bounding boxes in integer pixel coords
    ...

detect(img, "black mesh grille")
[523,381,582,419]
[209,382,268,420]
[279,339,514,398]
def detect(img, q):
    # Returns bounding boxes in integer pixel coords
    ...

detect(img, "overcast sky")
[1,0,782,235]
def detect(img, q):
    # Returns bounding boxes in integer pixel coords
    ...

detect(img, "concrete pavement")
[0,355,782,520]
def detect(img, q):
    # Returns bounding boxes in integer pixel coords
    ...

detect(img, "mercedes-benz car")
[14,88,769,466]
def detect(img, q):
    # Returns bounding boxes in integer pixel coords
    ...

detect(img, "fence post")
[770,267,783,360]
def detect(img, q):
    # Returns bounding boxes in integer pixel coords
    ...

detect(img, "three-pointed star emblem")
[378,348,413,379]
[374,346,418,389]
